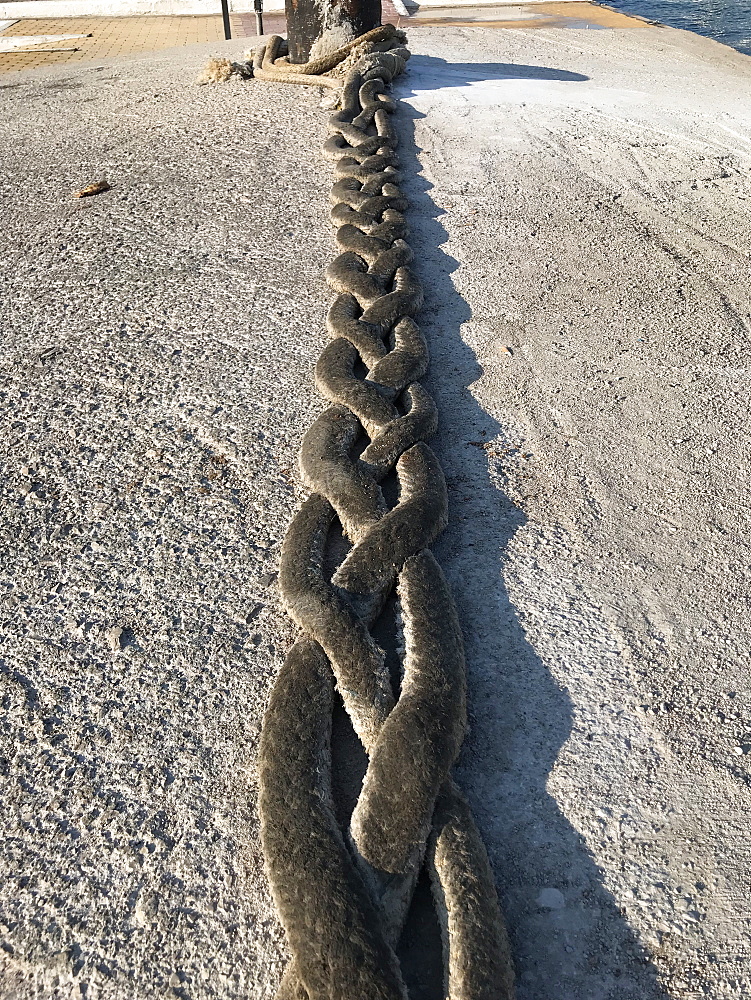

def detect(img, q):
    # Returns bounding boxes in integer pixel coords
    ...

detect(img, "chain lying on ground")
[252,24,516,1000]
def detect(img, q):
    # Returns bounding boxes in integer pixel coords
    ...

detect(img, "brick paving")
[232,11,287,38]
[381,0,405,23]
[0,14,262,74]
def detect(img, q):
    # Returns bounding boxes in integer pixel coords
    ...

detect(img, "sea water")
[605,0,751,56]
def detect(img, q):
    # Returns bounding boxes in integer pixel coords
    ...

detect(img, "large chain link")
[253,26,515,1000]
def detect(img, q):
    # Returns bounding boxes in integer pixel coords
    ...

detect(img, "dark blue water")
[605,0,751,56]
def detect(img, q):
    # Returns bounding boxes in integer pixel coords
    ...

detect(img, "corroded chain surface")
[255,27,515,1000]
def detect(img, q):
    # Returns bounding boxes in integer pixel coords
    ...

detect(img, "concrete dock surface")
[1,15,751,1000]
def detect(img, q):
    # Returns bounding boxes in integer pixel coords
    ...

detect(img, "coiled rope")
[252,24,516,1000]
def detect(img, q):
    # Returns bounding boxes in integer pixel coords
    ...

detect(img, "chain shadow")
[392,73,668,1000]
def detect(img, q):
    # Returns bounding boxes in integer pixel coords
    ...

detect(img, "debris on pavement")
[196,57,252,85]
[73,179,110,198]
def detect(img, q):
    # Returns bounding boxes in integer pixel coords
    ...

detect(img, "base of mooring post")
[284,0,381,63]
[220,0,232,39]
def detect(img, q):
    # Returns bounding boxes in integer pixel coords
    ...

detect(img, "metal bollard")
[220,0,232,39]
[254,0,264,36]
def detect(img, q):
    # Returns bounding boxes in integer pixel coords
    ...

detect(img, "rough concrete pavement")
[397,25,751,999]
[1,21,751,1000]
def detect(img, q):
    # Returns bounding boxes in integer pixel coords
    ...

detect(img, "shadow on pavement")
[391,69,668,1000]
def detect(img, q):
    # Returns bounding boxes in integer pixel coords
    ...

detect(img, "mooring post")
[284,0,381,64]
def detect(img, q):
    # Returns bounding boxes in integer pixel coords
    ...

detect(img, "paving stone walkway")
[0,14,270,73]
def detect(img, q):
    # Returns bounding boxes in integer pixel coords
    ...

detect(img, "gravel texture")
[1,22,751,1000]
[0,45,331,1000]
